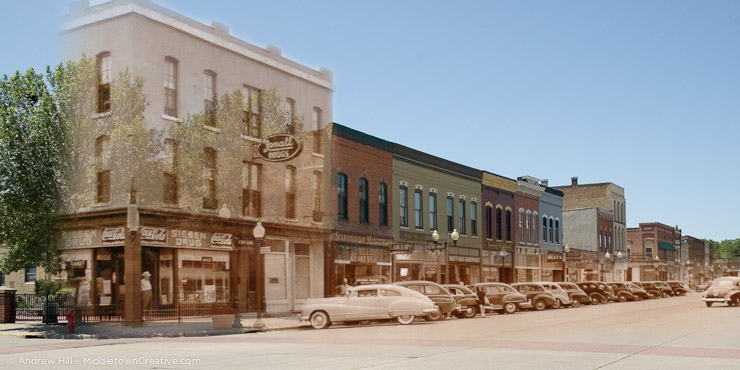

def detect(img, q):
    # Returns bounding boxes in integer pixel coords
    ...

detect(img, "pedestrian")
[339,278,351,296]
[141,271,152,318]
[476,287,487,317]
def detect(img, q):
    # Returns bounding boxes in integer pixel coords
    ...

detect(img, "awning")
[658,241,676,251]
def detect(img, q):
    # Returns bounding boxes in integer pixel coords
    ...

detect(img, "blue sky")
[2,0,739,241]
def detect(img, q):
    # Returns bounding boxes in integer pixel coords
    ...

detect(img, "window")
[25,266,36,283]
[243,85,262,138]
[549,218,554,243]
[242,162,261,217]
[447,196,454,232]
[555,219,560,243]
[203,148,217,209]
[519,210,524,242]
[459,199,466,235]
[285,166,296,218]
[542,216,548,242]
[95,135,110,203]
[0,272,4,286]
[532,213,537,243]
[379,182,388,226]
[313,171,322,221]
[496,208,502,240]
[525,211,530,243]
[163,139,178,204]
[204,70,217,127]
[164,57,178,117]
[471,201,477,236]
[359,178,369,223]
[337,173,348,220]
[506,210,512,241]
[96,52,111,113]
[429,192,437,231]
[286,98,296,133]
[399,186,408,227]
[485,205,492,239]
[414,189,423,229]
[312,108,323,153]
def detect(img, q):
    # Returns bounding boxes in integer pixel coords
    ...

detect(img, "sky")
[1,0,739,241]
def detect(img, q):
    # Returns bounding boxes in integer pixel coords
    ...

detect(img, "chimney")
[571,176,578,186]
[541,179,548,187]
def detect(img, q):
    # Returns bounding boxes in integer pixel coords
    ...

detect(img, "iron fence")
[14,293,75,322]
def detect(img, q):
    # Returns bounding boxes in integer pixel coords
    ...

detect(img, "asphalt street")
[1,292,739,369]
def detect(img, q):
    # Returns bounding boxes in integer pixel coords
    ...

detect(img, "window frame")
[379,182,388,226]
[337,173,348,220]
[25,266,37,283]
[359,178,369,223]
[414,189,423,229]
[428,192,437,232]
[164,56,178,117]
[459,199,466,235]
[96,52,111,113]
[242,161,262,217]
[470,201,477,236]
[446,196,454,233]
[399,185,408,227]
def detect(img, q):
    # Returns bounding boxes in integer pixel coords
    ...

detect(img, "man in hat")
[141,271,152,318]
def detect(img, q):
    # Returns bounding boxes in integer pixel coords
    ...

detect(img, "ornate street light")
[252,221,266,329]
[429,230,459,283]
[605,251,611,259]
[617,251,623,259]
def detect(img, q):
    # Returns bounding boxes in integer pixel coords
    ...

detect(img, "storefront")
[541,252,564,282]
[331,232,393,294]
[393,243,447,284]
[482,240,514,283]
[515,246,541,282]
[448,246,481,285]
[564,249,598,282]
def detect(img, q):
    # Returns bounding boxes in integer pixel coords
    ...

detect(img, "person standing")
[141,271,152,318]
[476,287,487,317]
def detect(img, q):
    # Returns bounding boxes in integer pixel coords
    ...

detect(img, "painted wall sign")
[60,229,100,250]
[141,227,167,245]
[257,134,302,162]
[333,231,394,247]
[169,230,207,248]
[102,227,125,245]
[211,233,233,248]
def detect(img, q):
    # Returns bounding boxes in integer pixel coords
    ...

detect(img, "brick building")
[480,172,516,283]
[626,223,681,281]
[514,176,543,282]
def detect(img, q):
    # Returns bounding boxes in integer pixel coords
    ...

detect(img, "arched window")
[485,205,493,239]
[542,216,548,243]
[555,219,560,244]
[518,209,524,243]
[337,173,348,220]
[505,209,512,241]
[359,178,369,223]
[549,218,554,243]
[378,182,388,226]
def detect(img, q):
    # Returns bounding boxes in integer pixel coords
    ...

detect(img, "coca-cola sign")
[257,134,302,162]
[141,227,167,245]
[102,227,125,245]
[211,233,233,248]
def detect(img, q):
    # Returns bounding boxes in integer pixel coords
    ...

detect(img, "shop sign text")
[102,227,125,245]
[257,134,302,162]
[170,230,207,248]
[141,227,167,245]
[211,233,233,247]
[61,229,99,249]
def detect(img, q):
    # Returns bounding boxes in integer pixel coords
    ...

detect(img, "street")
[1,292,739,369]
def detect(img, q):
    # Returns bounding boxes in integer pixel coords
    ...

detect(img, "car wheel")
[309,311,330,329]
[589,293,600,305]
[552,299,561,309]
[706,301,713,307]
[617,293,628,302]
[504,302,518,314]
[462,307,476,319]
[396,315,415,325]
[599,295,609,304]
[425,307,443,321]
[534,299,547,311]
[570,298,581,308]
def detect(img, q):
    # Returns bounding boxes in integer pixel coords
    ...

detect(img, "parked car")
[300,284,437,329]
[702,277,740,307]
[625,282,650,300]
[470,282,527,314]
[393,280,457,320]
[666,281,690,296]
[576,281,612,304]
[607,282,641,302]
[443,284,479,318]
[695,281,712,292]
[540,282,573,308]
[632,282,663,299]
[649,281,674,297]
[555,282,590,307]
[511,283,557,311]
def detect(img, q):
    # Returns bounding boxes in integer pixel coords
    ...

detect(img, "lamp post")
[563,244,570,282]
[252,221,266,329]
[429,230,459,284]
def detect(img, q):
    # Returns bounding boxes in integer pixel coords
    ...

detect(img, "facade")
[554,177,627,281]
[561,208,607,282]
[480,172,516,283]
[392,145,482,285]
[326,123,394,294]
[626,223,681,282]
[538,182,565,282]
[514,177,543,282]
[682,235,713,287]
[59,0,332,319]
[0,246,47,294]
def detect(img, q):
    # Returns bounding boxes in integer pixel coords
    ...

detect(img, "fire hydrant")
[66,310,75,333]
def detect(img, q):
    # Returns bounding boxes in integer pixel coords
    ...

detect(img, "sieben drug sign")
[257,134,303,162]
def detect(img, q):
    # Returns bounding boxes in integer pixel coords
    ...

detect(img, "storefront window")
[334,245,391,293]
[178,250,230,304]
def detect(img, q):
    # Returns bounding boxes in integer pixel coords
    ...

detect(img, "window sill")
[241,134,262,143]
[312,152,325,158]
[400,226,409,230]
[202,125,220,133]
[162,203,180,209]
[162,114,182,123]
[92,202,112,208]
[92,111,111,119]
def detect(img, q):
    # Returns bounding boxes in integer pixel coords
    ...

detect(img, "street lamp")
[429,230,459,284]
[563,244,570,282]
[253,221,266,329]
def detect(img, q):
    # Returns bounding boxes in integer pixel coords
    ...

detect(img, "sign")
[333,231,394,247]
[260,246,271,254]
[60,229,100,250]
[449,256,481,263]
[169,229,207,248]
[257,134,303,162]
[141,227,167,246]
[350,254,376,264]
[210,233,233,248]
[102,227,125,246]
[547,254,563,261]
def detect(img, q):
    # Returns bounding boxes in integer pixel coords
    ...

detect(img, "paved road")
[1,292,739,369]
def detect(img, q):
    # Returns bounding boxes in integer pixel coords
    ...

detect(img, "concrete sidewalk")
[0,314,307,339]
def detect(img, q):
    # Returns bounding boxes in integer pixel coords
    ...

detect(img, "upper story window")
[549,218,554,243]
[518,210,524,243]
[555,219,560,244]
[359,178,369,223]
[485,205,492,239]
[414,189,423,229]
[25,266,37,283]
[243,84,262,138]
[96,52,111,113]
[470,201,477,236]
[286,98,296,134]
[459,199,466,235]
[95,135,110,203]
[0,272,4,286]
[399,185,408,227]
[203,147,217,209]
[285,166,296,219]
[446,196,454,232]
[542,216,548,243]
[337,173,348,220]
[379,182,388,226]
[204,70,217,127]
[312,107,323,154]
[163,139,178,205]
[313,171,322,221]
[242,161,261,217]
[429,192,437,231]
[164,57,178,117]
[496,208,502,240]
[506,209,512,241]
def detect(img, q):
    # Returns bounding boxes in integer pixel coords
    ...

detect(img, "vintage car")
[470,282,527,314]
[607,282,642,302]
[300,284,437,329]
[393,280,458,320]
[649,281,674,297]
[540,282,573,308]
[695,281,712,292]
[666,281,690,296]
[443,284,479,318]
[702,277,740,307]
[555,282,590,307]
[632,282,663,299]
[576,281,613,304]
[511,283,557,311]
[625,282,650,300]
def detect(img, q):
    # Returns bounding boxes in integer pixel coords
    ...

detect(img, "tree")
[0,57,160,273]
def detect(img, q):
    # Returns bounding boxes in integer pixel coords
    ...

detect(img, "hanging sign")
[257,134,303,162]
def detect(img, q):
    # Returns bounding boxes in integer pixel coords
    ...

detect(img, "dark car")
[607,282,641,302]
[625,282,650,300]
[555,282,590,307]
[511,283,557,311]
[443,284,479,318]
[648,281,674,297]
[576,281,612,304]
[666,281,690,296]
[393,280,457,321]
[470,282,528,314]
[632,282,663,299]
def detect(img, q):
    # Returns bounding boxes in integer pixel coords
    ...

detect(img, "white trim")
[414,184,423,190]
[459,194,466,200]
[202,125,220,133]
[447,192,455,198]
[429,188,438,194]
[241,134,262,143]
[399,181,408,187]
[161,114,181,123]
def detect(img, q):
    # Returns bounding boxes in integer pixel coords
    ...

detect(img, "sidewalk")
[0,314,307,339]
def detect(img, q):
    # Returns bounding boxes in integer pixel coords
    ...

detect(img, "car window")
[425,285,441,295]
[357,289,378,298]
[485,286,500,294]
[381,289,401,297]
[449,288,463,295]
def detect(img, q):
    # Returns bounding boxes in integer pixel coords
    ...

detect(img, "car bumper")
[423,308,438,313]
[299,315,309,322]
[702,297,729,303]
